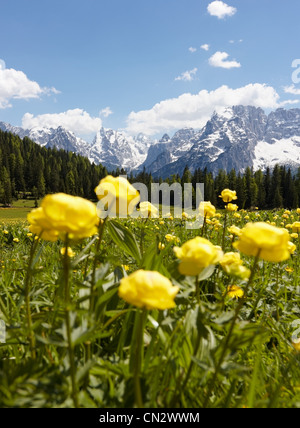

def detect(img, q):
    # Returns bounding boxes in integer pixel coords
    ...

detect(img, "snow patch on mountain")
[254,137,300,170]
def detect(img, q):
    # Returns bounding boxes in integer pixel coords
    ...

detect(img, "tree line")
[1,128,300,210]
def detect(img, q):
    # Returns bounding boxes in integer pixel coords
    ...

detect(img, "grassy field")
[0,201,300,408]
[0,199,40,223]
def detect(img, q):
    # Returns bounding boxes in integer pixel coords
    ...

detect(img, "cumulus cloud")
[126,84,285,136]
[209,51,241,69]
[175,68,198,82]
[100,107,113,118]
[207,1,237,19]
[201,44,210,51]
[22,109,102,135]
[0,60,59,109]
[189,47,197,53]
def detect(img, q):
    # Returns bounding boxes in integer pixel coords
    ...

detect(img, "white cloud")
[100,107,113,118]
[0,60,59,109]
[126,83,285,136]
[207,1,237,19]
[209,51,241,69]
[175,68,198,82]
[22,109,102,135]
[201,44,210,51]
[189,47,197,53]
[284,84,300,95]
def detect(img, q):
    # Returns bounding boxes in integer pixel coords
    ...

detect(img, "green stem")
[221,212,228,251]
[181,328,202,392]
[90,218,107,313]
[134,309,147,408]
[203,250,261,408]
[140,219,148,256]
[201,215,207,237]
[195,275,200,306]
[24,236,40,359]
[63,235,79,408]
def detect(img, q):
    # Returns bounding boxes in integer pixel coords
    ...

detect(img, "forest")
[0,128,299,210]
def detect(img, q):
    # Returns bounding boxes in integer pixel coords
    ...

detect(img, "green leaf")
[108,219,141,263]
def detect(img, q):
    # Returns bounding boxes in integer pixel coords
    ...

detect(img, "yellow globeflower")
[95,175,140,216]
[139,201,159,218]
[219,189,238,203]
[228,225,242,237]
[292,222,300,233]
[174,237,223,277]
[42,193,99,240]
[292,341,300,352]
[220,252,250,280]
[28,207,59,242]
[199,201,216,218]
[118,270,179,310]
[165,234,180,244]
[28,194,99,241]
[60,247,76,258]
[226,203,239,212]
[233,222,291,263]
[288,241,297,255]
[225,285,244,300]
[158,242,165,251]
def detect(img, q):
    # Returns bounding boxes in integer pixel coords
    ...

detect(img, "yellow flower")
[122,264,130,272]
[285,267,294,273]
[174,237,223,276]
[226,203,239,212]
[233,213,241,219]
[158,242,165,251]
[297,208,300,215]
[228,225,242,237]
[28,194,99,241]
[292,340,300,352]
[290,233,299,239]
[292,222,300,233]
[233,222,291,263]
[225,285,244,300]
[95,175,140,216]
[199,201,216,218]
[26,233,33,238]
[165,234,180,244]
[219,189,238,203]
[288,241,297,255]
[60,247,76,258]
[118,270,179,310]
[13,238,19,243]
[220,252,251,279]
[139,201,159,218]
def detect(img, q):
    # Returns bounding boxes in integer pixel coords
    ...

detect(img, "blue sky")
[1,0,300,140]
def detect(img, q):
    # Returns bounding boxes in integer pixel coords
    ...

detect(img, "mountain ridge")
[2,106,300,176]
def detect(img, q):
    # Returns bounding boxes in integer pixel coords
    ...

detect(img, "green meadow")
[1,203,300,408]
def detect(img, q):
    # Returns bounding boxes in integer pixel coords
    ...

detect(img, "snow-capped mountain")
[2,106,300,176]
[0,121,90,156]
[144,106,300,177]
[0,121,152,171]
[89,128,152,171]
